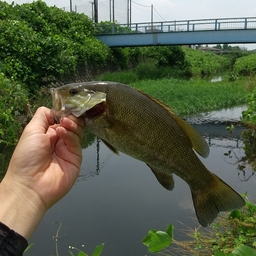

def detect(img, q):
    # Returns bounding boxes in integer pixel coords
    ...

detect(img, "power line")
[132,5,150,13]
[131,0,150,8]
[153,6,166,21]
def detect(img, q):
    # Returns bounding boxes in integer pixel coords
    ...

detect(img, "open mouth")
[50,88,66,123]
[84,102,106,119]
[50,88,62,112]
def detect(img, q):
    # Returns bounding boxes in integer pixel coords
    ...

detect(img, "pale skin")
[0,107,85,240]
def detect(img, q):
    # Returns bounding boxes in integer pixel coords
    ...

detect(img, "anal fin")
[147,164,174,191]
[101,139,119,155]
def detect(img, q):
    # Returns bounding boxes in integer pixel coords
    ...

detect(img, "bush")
[0,73,29,145]
[0,0,111,90]
[183,47,229,77]
[142,46,186,67]
[0,19,77,90]
[233,53,256,76]
[241,87,256,124]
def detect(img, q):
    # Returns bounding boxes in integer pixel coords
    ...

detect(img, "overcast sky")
[5,0,256,49]
[8,0,256,22]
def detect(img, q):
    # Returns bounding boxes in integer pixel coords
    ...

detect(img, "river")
[15,106,256,255]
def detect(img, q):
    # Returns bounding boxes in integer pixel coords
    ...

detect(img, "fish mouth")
[50,88,66,123]
[50,87,107,123]
[84,102,106,119]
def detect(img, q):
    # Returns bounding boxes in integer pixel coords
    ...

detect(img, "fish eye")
[69,88,78,95]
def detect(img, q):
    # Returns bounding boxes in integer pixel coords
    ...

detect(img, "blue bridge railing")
[96,17,256,35]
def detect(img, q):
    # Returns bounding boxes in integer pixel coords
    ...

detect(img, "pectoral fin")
[101,139,119,155]
[147,164,174,191]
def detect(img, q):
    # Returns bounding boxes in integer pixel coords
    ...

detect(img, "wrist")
[0,175,47,240]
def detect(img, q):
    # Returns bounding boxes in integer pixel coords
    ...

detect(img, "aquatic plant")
[143,198,256,255]
[52,221,105,256]
[131,78,249,116]
[240,85,256,169]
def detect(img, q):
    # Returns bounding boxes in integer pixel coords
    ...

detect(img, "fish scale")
[51,81,245,227]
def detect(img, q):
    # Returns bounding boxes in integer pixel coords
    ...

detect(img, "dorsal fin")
[168,113,209,158]
[138,90,209,158]
[138,90,175,114]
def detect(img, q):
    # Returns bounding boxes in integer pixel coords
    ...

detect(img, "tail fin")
[191,173,245,227]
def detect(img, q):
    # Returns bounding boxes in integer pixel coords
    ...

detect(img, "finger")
[59,117,84,142]
[26,107,55,134]
[67,115,85,129]
[56,127,82,168]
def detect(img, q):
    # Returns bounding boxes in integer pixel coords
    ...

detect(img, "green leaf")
[68,251,76,256]
[246,201,256,213]
[214,250,227,256]
[142,229,172,253]
[229,210,242,220]
[92,243,105,256]
[24,243,35,253]
[149,231,172,252]
[166,224,174,238]
[232,244,256,256]
[142,229,157,247]
[77,251,88,256]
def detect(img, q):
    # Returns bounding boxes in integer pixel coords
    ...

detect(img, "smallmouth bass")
[51,81,245,227]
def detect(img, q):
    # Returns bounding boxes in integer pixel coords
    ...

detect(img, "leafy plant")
[131,78,249,116]
[0,1,110,89]
[142,224,173,253]
[0,73,29,145]
[241,86,256,124]
[68,243,104,256]
[142,200,256,255]
[51,221,105,256]
[234,53,256,76]
[183,47,229,77]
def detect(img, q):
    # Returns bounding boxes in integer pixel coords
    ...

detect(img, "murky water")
[17,106,256,255]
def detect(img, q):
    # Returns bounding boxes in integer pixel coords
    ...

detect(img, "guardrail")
[96,17,256,35]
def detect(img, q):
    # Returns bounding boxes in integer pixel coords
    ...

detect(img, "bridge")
[95,17,256,47]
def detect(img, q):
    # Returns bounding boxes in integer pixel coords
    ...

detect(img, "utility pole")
[109,0,112,22]
[129,0,131,25]
[127,0,131,26]
[91,2,94,21]
[127,0,129,24]
[151,4,153,30]
[112,0,115,22]
[94,0,98,23]
[70,0,72,12]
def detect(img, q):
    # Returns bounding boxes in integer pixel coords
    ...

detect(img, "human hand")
[0,107,85,239]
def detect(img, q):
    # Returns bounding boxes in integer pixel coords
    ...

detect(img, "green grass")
[130,78,251,116]
[97,70,252,116]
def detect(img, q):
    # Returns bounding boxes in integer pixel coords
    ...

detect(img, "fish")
[50,81,245,227]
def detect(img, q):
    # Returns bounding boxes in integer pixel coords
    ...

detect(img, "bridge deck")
[95,17,256,47]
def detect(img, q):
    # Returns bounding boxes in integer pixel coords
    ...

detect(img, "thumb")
[25,107,56,134]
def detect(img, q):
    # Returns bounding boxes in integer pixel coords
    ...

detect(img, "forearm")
[0,176,46,240]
